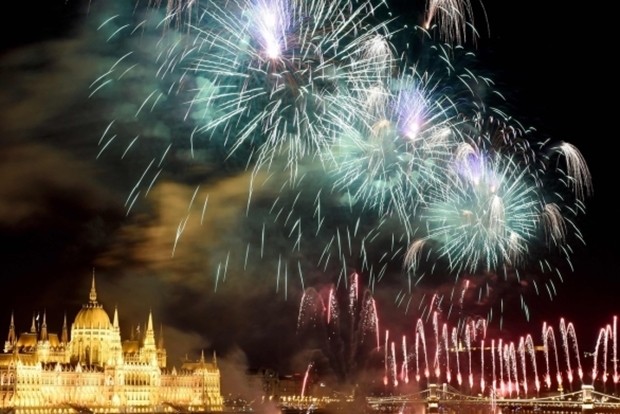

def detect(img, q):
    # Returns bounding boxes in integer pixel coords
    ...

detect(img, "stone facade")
[0,276,223,412]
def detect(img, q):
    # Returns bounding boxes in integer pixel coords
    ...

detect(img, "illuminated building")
[0,275,223,412]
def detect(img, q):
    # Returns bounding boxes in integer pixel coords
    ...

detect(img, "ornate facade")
[0,276,223,412]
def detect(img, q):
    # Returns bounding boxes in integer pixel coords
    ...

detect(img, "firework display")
[92,0,591,322]
[296,276,620,395]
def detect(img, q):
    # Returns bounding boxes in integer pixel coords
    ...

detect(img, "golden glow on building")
[0,275,223,412]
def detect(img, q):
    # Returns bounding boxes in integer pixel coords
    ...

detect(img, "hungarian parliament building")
[0,276,223,412]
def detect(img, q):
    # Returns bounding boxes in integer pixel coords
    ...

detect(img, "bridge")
[367,384,620,413]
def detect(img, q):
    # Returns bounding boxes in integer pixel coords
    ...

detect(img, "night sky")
[0,0,614,394]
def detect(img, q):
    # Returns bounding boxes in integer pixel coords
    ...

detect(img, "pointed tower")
[89,269,97,303]
[147,310,154,333]
[37,310,51,363]
[61,312,68,344]
[40,310,48,341]
[30,313,37,333]
[142,310,157,365]
[7,311,16,344]
[213,350,217,368]
[4,311,16,353]
[110,304,123,365]
[113,305,119,330]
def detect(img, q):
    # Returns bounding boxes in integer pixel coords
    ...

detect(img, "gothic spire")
[147,309,154,332]
[7,311,16,344]
[89,269,97,303]
[40,310,48,341]
[61,312,68,344]
[30,313,36,333]
[143,316,156,350]
[113,305,119,329]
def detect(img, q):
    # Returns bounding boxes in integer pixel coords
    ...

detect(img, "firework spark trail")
[459,279,469,309]
[559,318,574,384]
[301,362,313,397]
[491,339,496,392]
[550,330,563,390]
[498,339,504,396]
[359,291,381,349]
[423,0,476,45]
[508,342,519,397]
[391,341,398,386]
[384,329,389,386]
[432,311,440,378]
[614,316,618,384]
[401,335,409,384]
[542,203,567,246]
[541,322,551,389]
[442,323,451,383]
[188,0,395,182]
[297,290,309,331]
[503,343,512,396]
[465,323,473,389]
[301,315,610,393]
[415,318,430,380]
[592,324,612,384]
[556,142,592,201]
[523,334,540,393]
[407,150,544,274]
[542,323,562,390]
[331,71,456,233]
[480,339,485,391]
[327,287,337,325]
[297,288,325,331]
[298,277,382,383]
[93,0,592,326]
[350,272,359,314]
[451,326,461,385]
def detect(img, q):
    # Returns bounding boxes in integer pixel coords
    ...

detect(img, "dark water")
[64,408,614,414]
[251,408,606,414]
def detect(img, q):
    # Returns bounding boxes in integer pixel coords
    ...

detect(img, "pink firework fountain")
[593,324,613,385]
[297,273,381,386]
[480,339,485,392]
[442,323,452,383]
[299,287,618,397]
[414,318,430,381]
[560,318,583,386]
[465,323,474,389]
[301,362,313,398]
[384,330,389,386]
[542,322,562,390]
[327,287,337,325]
[391,341,399,387]
[432,312,441,379]
[401,336,409,384]
[614,316,619,384]
[452,326,463,386]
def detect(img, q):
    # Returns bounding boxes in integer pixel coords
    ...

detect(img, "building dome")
[73,273,111,329]
[73,303,111,329]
